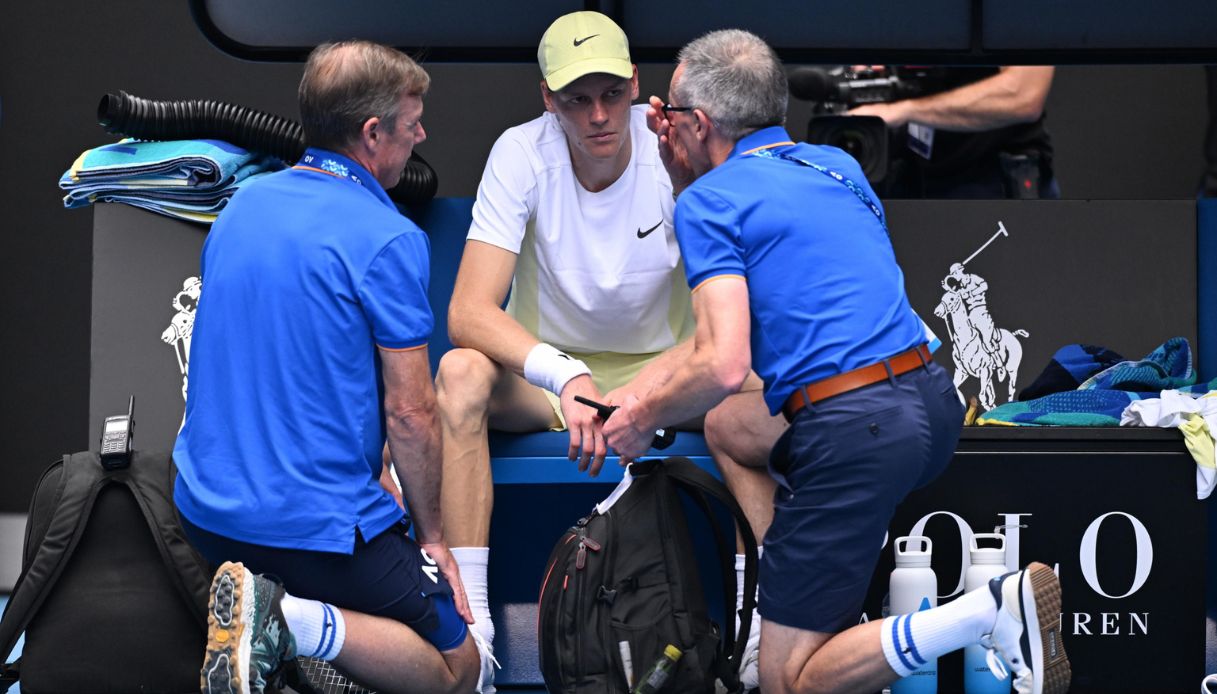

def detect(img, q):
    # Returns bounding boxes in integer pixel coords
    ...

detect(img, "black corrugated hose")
[96,90,438,206]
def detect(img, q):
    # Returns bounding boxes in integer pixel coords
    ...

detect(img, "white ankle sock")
[453,546,494,645]
[280,594,346,661]
[880,584,997,676]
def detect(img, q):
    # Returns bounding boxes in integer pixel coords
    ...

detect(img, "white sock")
[281,593,346,661]
[453,546,494,645]
[734,548,763,639]
[880,584,996,676]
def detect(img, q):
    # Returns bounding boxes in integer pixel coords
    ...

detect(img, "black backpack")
[0,450,212,693]
[537,457,759,694]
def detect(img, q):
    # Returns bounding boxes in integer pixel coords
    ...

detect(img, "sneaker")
[202,561,298,694]
[469,628,500,694]
[981,562,1071,694]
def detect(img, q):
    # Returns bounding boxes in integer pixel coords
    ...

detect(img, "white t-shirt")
[468,104,694,355]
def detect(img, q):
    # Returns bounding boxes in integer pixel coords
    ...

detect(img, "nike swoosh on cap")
[573,34,599,47]
[636,221,662,239]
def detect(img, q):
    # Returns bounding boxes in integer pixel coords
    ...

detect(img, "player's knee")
[704,401,742,455]
[436,348,498,414]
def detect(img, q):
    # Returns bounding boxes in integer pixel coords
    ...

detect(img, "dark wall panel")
[202,0,580,51]
[621,1,970,52]
[1046,65,1207,200]
[984,0,1217,50]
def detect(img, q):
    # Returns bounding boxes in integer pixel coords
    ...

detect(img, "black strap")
[126,452,210,628]
[0,453,101,668]
[685,487,742,691]
[652,457,759,692]
[0,658,19,693]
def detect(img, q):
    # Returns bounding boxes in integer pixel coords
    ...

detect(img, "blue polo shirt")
[676,127,924,415]
[174,148,433,553]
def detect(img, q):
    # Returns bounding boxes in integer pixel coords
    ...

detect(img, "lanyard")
[292,148,395,210]
[744,143,887,233]
[293,150,370,188]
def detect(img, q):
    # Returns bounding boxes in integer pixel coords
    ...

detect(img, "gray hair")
[673,29,787,142]
[299,41,430,153]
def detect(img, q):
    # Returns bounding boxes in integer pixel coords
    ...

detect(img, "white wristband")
[524,343,591,396]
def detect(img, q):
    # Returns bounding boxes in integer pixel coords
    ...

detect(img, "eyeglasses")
[661,103,693,119]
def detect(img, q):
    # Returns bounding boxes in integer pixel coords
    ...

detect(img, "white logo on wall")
[872,510,1155,637]
[933,221,1028,411]
[160,276,201,403]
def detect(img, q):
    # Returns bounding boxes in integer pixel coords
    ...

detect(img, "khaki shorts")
[543,349,664,431]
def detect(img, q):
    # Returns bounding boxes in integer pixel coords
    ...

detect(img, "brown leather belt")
[782,344,932,422]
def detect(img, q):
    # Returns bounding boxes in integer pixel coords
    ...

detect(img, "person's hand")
[603,385,644,466]
[603,393,654,463]
[558,375,609,477]
[647,95,696,195]
[846,101,910,128]
[418,541,473,624]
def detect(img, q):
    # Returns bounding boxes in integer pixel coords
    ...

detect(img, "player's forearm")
[447,301,542,376]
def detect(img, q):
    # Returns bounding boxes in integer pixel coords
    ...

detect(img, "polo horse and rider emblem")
[933,221,1028,411]
[160,276,201,404]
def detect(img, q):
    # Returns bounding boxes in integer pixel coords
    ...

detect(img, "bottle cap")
[969,533,1007,564]
[663,644,683,661]
[894,535,933,567]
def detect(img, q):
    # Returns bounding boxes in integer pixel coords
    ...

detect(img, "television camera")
[788,66,935,186]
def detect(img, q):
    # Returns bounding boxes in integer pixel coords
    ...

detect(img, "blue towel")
[977,337,1216,426]
[59,139,283,223]
[1017,343,1126,400]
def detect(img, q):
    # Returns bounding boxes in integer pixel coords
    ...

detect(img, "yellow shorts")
[543,349,664,431]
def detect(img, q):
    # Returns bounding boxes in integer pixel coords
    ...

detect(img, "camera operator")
[848,66,1058,199]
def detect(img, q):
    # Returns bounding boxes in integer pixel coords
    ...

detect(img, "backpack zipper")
[574,525,601,685]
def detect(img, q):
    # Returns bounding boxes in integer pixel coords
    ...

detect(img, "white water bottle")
[890,536,937,694]
[964,533,1011,694]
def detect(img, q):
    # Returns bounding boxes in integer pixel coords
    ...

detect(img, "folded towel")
[59,138,283,223]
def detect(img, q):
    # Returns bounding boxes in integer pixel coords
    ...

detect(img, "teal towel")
[978,337,1214,426]
[59,138,283,223]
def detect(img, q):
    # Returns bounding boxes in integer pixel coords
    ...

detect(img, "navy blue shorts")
[182,516,468,651]
[758,360,963,634]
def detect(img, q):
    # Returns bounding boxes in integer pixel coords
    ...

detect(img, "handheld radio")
[99,395,135,470]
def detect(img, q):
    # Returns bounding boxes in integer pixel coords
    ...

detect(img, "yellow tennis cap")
[538,11,632,92]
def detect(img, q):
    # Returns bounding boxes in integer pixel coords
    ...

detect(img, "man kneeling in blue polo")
[605,29,1071,694]
[174,41,491,694]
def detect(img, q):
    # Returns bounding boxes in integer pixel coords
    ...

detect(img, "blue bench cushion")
[487,430,715,483]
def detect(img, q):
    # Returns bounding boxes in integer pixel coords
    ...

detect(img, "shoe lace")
[469,629,501,672]
[983,642,1010,682]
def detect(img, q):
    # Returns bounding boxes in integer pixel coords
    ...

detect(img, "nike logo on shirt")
[636,221,662,239]
[573,34,599,46]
